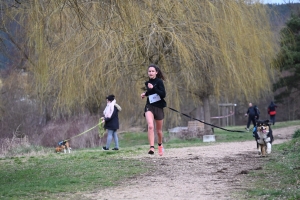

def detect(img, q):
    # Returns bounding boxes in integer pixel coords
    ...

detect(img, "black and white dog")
[253,120,274,156]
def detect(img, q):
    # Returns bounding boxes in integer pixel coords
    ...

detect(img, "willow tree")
[1,0,278,131]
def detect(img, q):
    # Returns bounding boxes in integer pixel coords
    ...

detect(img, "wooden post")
[233,104,236,126]
[218,106,220,127]
[226,106,229,126]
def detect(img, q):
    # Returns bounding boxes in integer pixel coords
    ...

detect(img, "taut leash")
[167,107,246,133]
[65,120,105,141]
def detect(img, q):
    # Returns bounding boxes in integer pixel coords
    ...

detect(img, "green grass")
[0,150,154,200]
[119,123,254,149]
[0,120,299,199]
[118,120,300,149]
[243,135,300,200]
[269,120,300,129]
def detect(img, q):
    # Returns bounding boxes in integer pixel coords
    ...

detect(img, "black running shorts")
[144,104,164,120]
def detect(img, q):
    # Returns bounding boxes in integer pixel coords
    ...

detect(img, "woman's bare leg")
[145,111,155,146]
[155,119,163,144]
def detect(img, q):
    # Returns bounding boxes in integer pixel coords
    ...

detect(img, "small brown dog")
[55,140,71,153]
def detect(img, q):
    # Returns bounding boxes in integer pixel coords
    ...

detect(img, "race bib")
[149,93,161,104]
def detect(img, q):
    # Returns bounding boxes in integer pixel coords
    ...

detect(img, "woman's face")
[148,67,158,79]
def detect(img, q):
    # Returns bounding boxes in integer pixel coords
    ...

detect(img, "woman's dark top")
[104,106,119,130]
[145,78,166,108]
[268,102,277,115]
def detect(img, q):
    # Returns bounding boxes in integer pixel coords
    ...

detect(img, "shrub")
[0,136,50,157]
[292,129,300,139]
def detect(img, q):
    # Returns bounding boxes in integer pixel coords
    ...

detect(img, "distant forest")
[267,3,300,32]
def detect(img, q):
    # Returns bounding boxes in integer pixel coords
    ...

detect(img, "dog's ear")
[264,120,270,125]
[256,120,262,126]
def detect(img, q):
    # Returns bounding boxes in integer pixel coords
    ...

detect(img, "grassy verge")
[241,129,300,200]
[0,150,154,200]
[0,120,299,199]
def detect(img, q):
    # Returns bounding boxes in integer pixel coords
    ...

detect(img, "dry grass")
[0,135,50,158]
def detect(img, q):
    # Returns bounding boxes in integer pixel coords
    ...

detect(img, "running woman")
[141,64,166,156]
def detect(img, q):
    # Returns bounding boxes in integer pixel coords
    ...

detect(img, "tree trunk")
[194,106,204,120]
[203,96,212,134]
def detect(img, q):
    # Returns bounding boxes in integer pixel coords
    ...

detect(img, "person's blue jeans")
[270,115,276,125]
[105,129,119,149]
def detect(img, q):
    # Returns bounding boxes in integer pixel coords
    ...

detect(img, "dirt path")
[83,126,300,200]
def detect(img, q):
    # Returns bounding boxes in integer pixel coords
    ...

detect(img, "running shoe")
[148,147,154,155]
[158,145,164,156]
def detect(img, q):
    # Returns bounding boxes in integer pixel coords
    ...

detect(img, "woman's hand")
[147,83,153,89]
[141,92,146,99]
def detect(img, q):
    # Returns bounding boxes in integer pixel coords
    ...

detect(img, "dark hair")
[106,94,115,101]
[148,64,165,81]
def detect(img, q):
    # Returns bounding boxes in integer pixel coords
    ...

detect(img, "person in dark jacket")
[245,103,259,131]
[268,101,278,125]
[101,95,122,150]
[254,105,260,120]
[140,64,166,156]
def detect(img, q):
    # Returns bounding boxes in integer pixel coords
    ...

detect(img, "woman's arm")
[152,79,166,98]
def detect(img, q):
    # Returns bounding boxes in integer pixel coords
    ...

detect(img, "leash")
[167,107,246,133]
[65,120,105,141]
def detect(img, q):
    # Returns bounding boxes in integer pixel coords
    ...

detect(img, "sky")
[263,0,298,3]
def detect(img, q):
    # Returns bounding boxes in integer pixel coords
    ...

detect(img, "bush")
[0,136,50,157]
[292,129,300,139]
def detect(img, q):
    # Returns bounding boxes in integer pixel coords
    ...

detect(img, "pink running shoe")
[158,145,164,156]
